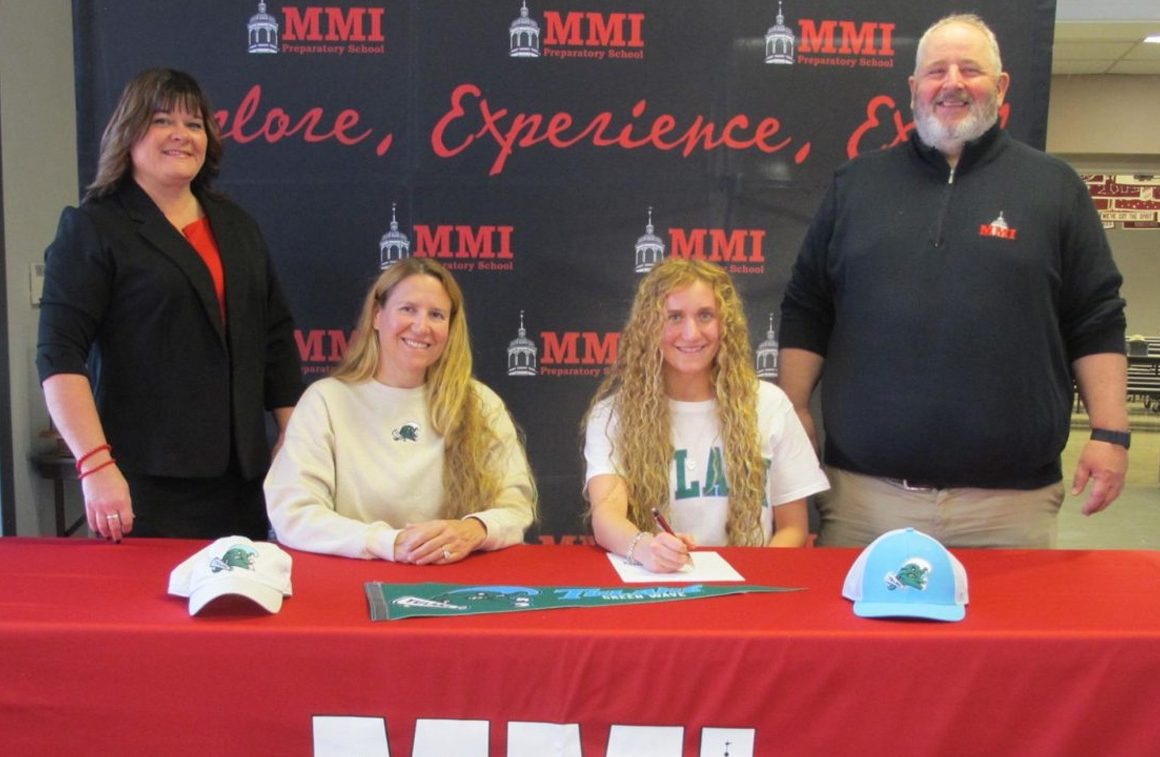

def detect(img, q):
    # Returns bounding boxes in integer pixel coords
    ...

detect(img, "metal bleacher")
[1127,336,1160,413]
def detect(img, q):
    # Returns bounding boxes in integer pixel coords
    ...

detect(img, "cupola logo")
[507,311,538,376]
[634,206,665,273]
[765,1,795,64]
[379,202,411,269]
[509,1,541,57]
[756,315,779,379]
[247,1,279,53]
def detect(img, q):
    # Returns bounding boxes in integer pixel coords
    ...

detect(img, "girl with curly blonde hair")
[583,258,827,572]
[266,258,536,563]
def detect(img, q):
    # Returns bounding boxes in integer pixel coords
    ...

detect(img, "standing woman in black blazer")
[37,68,303,541]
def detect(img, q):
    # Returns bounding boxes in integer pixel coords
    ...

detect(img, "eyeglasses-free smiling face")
[909,21,1009,157]
[130,106,208,193]
[373,274,452,388]
[660,279,721,400]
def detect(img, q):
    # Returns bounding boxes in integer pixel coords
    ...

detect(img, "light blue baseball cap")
[842,527,968,621]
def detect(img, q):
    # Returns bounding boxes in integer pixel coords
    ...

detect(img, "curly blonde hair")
[335,259,534,520]
[584,258,765,545]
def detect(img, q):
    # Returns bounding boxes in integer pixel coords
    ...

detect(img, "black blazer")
[37,180,303,480]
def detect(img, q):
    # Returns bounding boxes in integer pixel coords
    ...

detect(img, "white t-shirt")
[265,377,535,560]
[584,380,829,545]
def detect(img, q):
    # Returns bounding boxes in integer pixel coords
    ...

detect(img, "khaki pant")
[816,467,1064,548]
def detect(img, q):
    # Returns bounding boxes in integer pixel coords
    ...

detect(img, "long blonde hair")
[584,258,765,545]
[335,259,531,519]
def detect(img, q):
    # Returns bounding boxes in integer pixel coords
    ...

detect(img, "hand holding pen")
[651,507,696,568]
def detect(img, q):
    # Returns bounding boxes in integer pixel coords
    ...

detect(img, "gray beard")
[913,97,999,156]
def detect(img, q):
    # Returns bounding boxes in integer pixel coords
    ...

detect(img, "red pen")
[651,507,694,567]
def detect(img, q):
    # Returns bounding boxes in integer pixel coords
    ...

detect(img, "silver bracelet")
[625,530,646,565]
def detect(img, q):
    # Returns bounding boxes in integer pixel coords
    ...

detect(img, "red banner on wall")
[1084,174,1160,228]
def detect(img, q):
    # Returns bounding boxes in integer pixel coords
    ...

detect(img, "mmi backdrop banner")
[72,1,1057,540]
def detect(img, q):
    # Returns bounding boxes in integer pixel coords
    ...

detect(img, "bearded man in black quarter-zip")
[778,13,1129,548]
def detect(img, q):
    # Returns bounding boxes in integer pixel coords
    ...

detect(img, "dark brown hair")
[86,68,223,200]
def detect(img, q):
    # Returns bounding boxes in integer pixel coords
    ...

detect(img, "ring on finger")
[442,547,452,561]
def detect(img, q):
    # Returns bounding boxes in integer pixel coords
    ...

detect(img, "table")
[30,453,85,537]
[1,539,1158,756]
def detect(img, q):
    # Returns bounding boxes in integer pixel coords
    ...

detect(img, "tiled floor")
[1058,412,1160,549]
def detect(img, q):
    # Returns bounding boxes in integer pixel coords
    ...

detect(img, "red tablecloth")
[2,538,1158,756]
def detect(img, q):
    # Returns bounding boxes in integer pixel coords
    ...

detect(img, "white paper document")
[607,550,744,583]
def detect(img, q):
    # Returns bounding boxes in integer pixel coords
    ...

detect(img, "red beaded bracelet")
[79,458,117,480]
[75,443,112,473]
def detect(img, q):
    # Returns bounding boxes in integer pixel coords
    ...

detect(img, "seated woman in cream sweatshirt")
[265,258,536,563]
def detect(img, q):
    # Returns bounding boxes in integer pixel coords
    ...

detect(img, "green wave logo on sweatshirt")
[392,423,420,442]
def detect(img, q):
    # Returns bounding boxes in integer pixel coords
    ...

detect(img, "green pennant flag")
[365,582,802,621]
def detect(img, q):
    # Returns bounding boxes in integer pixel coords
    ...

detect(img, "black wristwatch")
[1090,428,1131,449]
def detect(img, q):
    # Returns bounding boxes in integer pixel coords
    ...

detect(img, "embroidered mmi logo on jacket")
[979,211,1017,240]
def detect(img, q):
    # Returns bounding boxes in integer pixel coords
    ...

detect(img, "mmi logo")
[295,329,352,374]
[311,716,756,755]
[543,11,645,47]
[798,19,895,56]
[413,225,515,260]
[283,6,385,41]
[541,332,619,366]
[669,229,766,264]
[536,331,619,377]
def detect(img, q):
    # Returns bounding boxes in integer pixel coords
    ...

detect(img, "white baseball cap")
[168,536,293,615]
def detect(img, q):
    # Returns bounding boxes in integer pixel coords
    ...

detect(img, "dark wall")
[73,0,1057,539]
